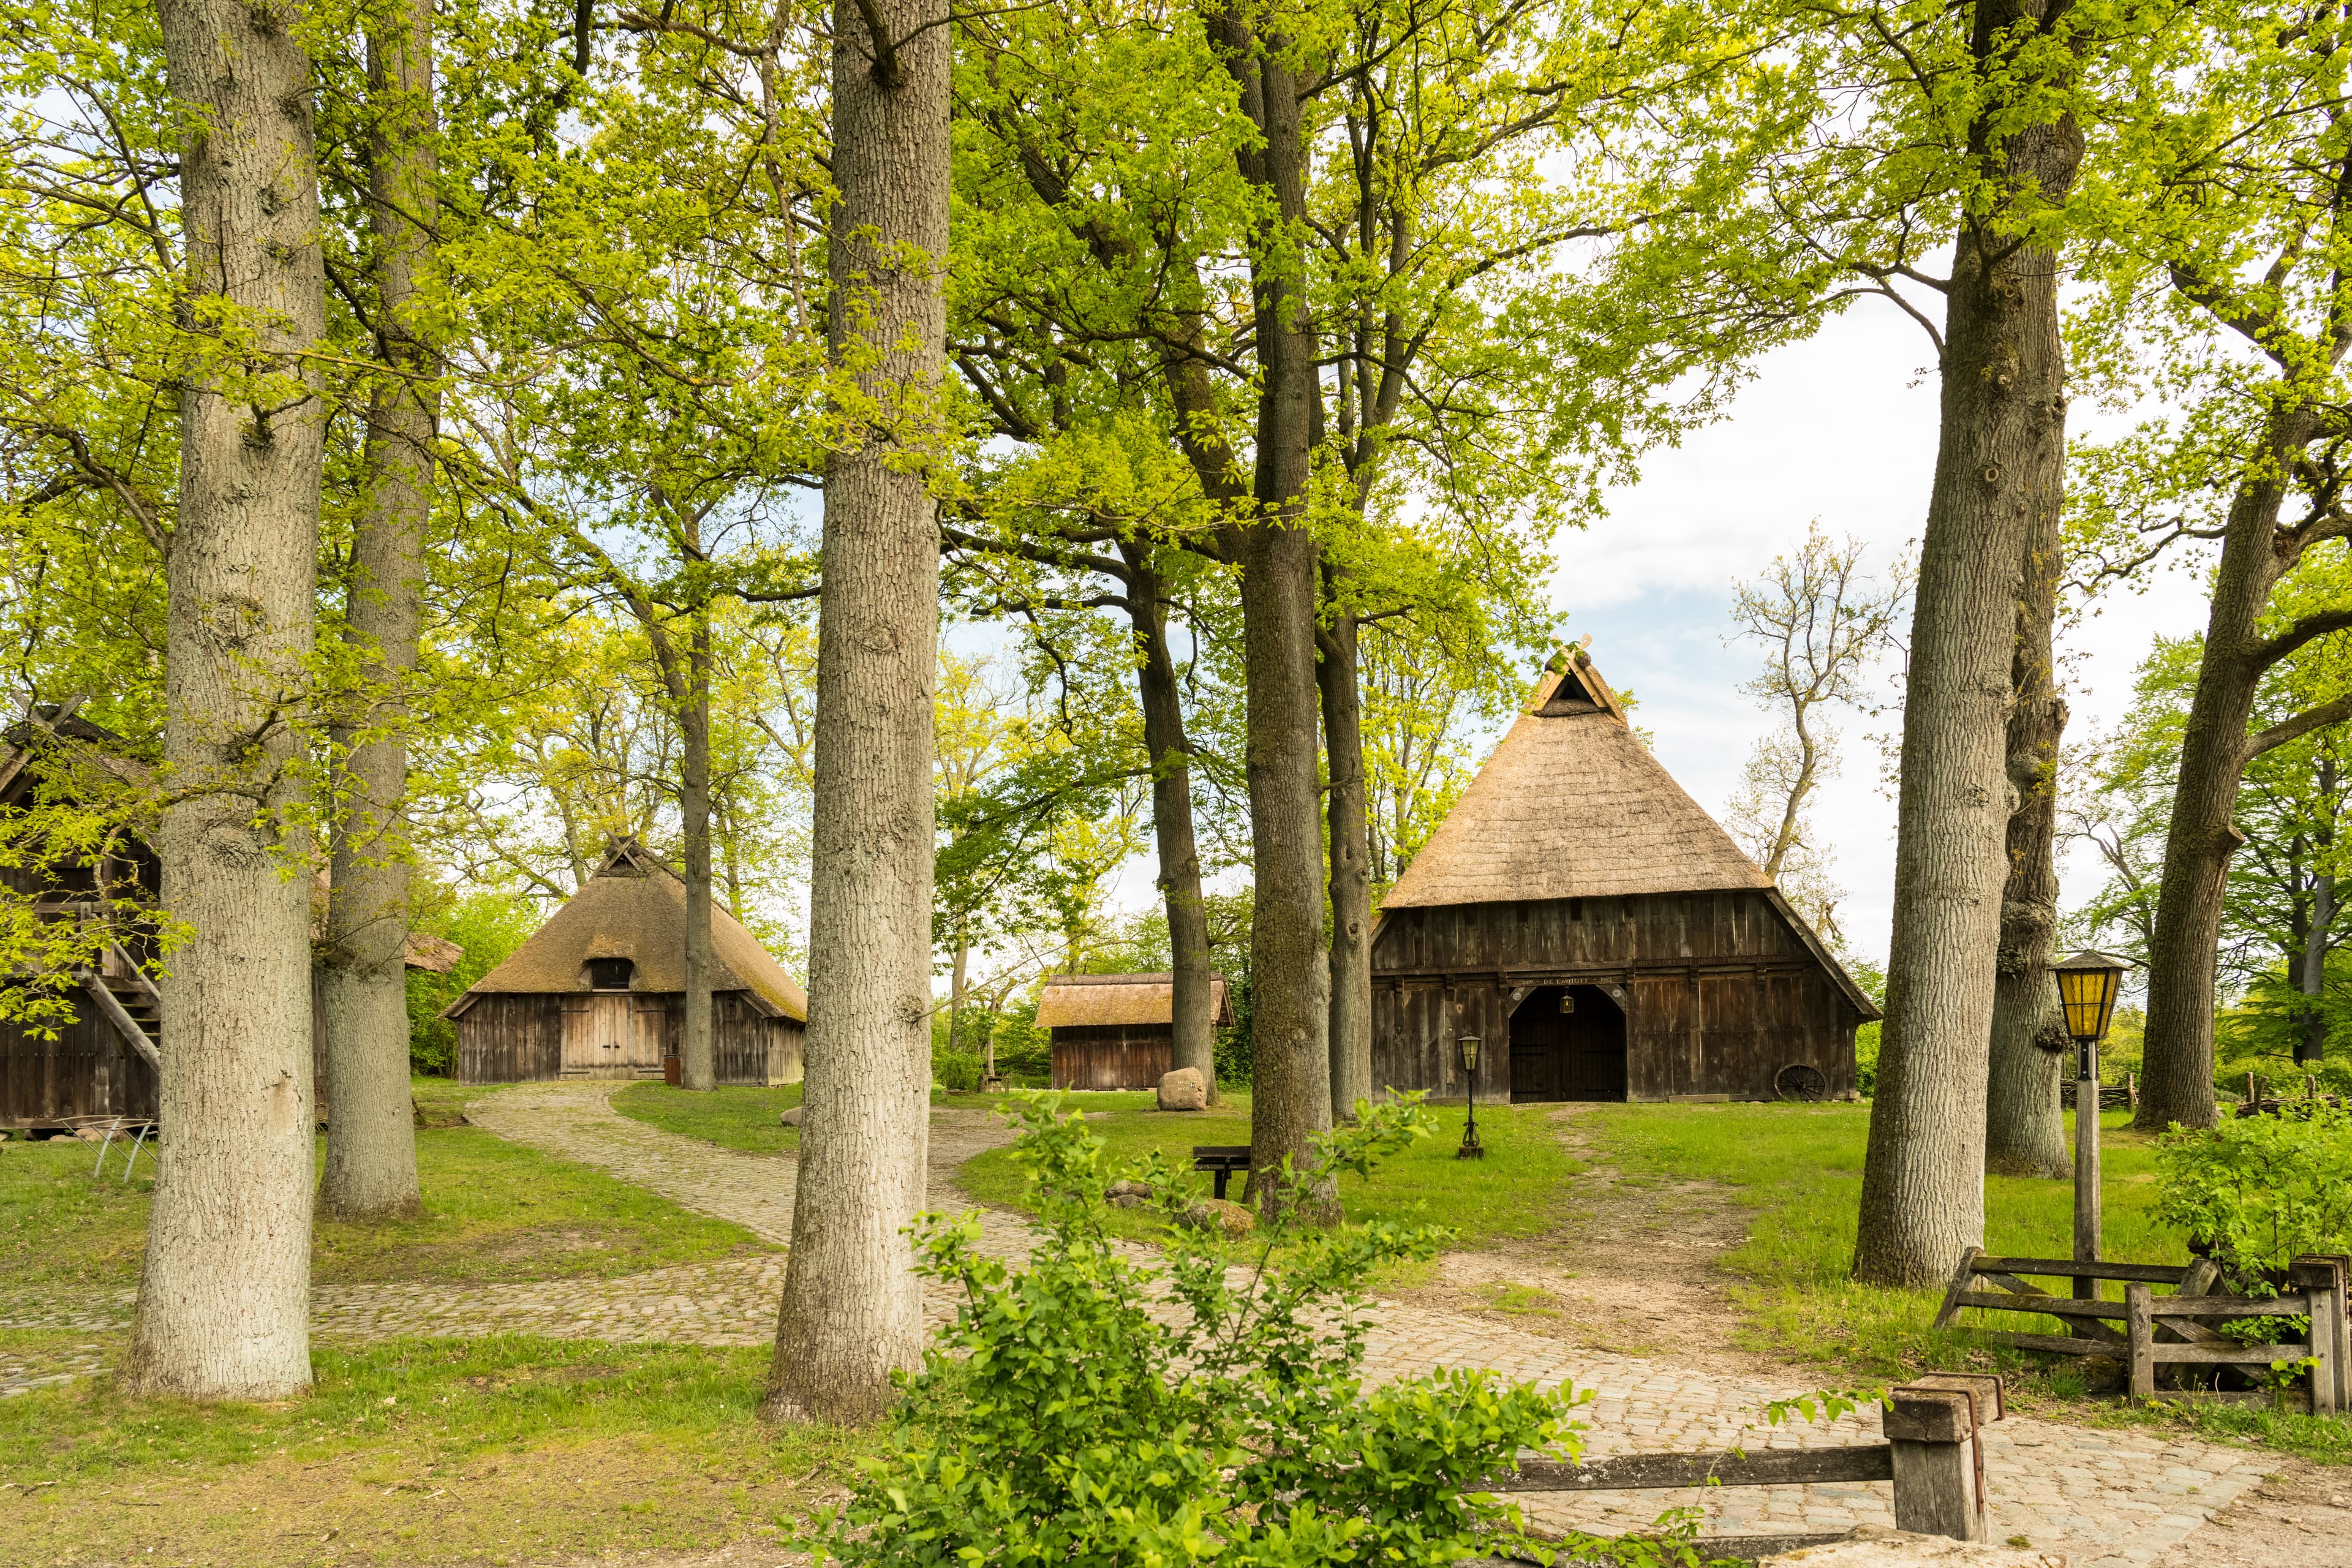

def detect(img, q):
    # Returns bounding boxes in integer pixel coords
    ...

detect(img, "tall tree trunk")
[947,933,968,1055]
[764,0,944,1423]
[131,0,325,1400]
[1121,544,1217,1101]
[1983,498,2070,1178]
[1855,0,2081,1285]
[320,0,436,1223]
[681,608,716,1091]
[2303,852,2334,1068]
[1320,593,1373,1123]
[1216,21,1335,1220]
[2135,418,2312,1130]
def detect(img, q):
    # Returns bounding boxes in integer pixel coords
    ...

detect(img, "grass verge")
[606,1081,1054,1158]
[1583,1100,2352,1464]
[2,1333,854,1567]
[954,1091,1582,1253]
[2,1106,772,1308]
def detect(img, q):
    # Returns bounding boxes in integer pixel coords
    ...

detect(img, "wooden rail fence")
[1478,1374,2005,1560]
[1936,1249,2350,1412]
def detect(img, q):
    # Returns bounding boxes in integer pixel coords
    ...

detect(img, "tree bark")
[763,0,944,1424]
[1201,10,1335,1221]
[1121,542,1218,1102]
[1984,494,2070,1179]
[2302,763,2335,1067]
[1320,593,1373,1123]
[320,0,436,1224]
[680,608,716,1091]
[131,0,325,1400]
[2135,417,2312,1131]
[1855,0,2081,1285]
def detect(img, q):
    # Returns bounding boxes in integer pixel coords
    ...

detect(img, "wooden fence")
[1936,1250,2349,1412]
[1476,1374,2005,1561]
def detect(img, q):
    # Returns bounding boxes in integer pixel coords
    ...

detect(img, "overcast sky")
[1560,299,2211,969]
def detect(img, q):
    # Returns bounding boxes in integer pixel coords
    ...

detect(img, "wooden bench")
[1936,1248,2350,1412]
[1191,1145,1250,1200]
[1476,1374,2005,1558]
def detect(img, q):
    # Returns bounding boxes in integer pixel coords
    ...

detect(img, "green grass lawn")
[955,1091,1584,1252]
[608,1080,1031,1157]
[0,1333,854,1567]
[1585,1099,2352,1464]
[2,1088,774,1308]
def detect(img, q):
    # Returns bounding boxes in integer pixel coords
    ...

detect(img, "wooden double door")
[1508,984,1627,1102]
[560,993,668,1077]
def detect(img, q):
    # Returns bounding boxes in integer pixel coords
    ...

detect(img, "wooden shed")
[1036,971,1232,1090]
[2,699,466,1129]
[442,839,807,1086]
[1370,650,1879,1105]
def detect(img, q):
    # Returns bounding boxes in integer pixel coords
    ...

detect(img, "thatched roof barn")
[1035,971,1232,1090]
[1372,649,1877,1104]
[442,839,807,1086]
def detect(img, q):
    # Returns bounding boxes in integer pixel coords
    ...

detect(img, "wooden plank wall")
[1371,891,1856,1102]
[459,992,800,1087]
[1051,1024,1172,1090]
[0,1002,157,1126]
[458,992,562,1084]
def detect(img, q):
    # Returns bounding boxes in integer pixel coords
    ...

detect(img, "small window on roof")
[586,957,634,992]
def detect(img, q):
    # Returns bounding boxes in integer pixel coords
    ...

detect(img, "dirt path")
[1385,1104,1779,1374]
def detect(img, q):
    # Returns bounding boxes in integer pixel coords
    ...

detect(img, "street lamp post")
[1457,1035,1485,1159]
[2052,951,2129,1303]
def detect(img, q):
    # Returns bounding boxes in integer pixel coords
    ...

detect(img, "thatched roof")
[1382,649,1879,1018]
[442,839,808,1021]
[1384,652,1771,908]
[1035,971,1233,1029]
[1,699,154,804]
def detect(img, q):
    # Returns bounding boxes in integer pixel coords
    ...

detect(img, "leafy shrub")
[810,1096,1705,1567]
[933,1048,985,1092]
[2152,1105,2352,1289]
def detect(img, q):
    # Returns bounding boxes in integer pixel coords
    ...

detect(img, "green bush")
[810,1096,1705,1567]
[2152,1105,2352,1289]
[933,1047,985,1091]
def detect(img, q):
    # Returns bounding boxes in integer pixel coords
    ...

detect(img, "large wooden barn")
[443,839,807,1086]
[1371,650,1877,1105]
[1036,971,1231,1090]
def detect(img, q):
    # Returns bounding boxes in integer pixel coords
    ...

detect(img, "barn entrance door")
[1507,985,1627,1102]
[561,993,643,1077]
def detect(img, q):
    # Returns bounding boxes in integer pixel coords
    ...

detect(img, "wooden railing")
[1477,1374,2004,1558]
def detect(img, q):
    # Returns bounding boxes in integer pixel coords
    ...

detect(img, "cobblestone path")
[2,1083,2277,1566]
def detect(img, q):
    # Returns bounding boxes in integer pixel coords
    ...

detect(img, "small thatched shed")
[1371,649,1877,1104]
[442,839,807,1086]
[1035,972,1232,1090]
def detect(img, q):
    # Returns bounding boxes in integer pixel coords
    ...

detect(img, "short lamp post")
[2052,950,2129,1302]
[1457,1035,1485,1160]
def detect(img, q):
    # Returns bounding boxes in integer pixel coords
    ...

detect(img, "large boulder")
[778,1106,804,1127]
[1157,1067,1207,1112]
[1763,1529,2067,1567]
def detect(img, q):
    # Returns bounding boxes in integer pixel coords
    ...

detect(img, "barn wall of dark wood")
[458,992,562,1084]
[0,1001,157,1126]
[1370,891,1856,1102]
[461,991,803,1086]
[1051,1024,1173,1090]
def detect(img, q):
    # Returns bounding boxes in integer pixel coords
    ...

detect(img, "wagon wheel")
[1774,1063,1828,1103]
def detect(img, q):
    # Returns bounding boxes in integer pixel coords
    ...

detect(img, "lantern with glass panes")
[1457,1034,1485,1159]
[2051,951,2130,1286]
